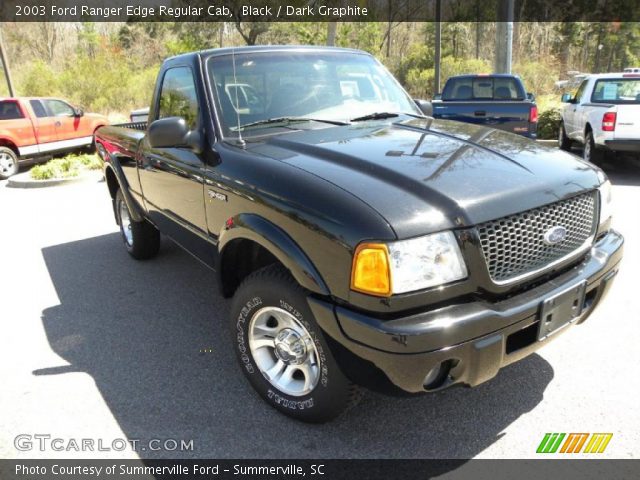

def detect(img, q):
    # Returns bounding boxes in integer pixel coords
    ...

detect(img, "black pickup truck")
[96,46,623,423]
[431,74,538,138]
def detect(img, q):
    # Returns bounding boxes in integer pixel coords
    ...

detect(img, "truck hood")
[248,117,602,238]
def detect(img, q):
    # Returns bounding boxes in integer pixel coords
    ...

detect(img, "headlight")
[351,231,468,297]
[598,180,613,227]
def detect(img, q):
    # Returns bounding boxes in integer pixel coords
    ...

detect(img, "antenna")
[231,47,246,148]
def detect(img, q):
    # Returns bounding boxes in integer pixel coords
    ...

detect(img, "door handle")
[55,121,61,127]
[474,111,486,117]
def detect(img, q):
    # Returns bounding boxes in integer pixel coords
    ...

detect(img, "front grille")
[478,191,598,284]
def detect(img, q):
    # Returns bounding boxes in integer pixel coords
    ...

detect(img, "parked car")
[431,74,538,138]
[96,46,622,422]
[0,97,108,179]
[559,72,640,162]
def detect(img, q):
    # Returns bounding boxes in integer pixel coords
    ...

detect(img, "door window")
[29,100,48,118]
[157,67,199,129]
[44,99,75,117]
[573,80,588,103]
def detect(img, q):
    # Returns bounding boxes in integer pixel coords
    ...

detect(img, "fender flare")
[218,213,330,296]
[102,155,145,223]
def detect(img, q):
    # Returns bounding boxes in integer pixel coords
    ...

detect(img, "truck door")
[42,99,93,148]
[566,80,588,139]
[27,100,57,149]
[138,66,209,261]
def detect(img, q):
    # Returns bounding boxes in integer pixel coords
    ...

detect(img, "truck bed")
[431,100,536,137]
[433,74,537,138]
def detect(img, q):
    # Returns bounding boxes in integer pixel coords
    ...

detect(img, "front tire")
[558,121,572,151]
[115,189,160,260]
[584,130,604,163]
[0,147,19,180]
[230,265,363,422]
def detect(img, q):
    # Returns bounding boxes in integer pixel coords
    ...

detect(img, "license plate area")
[538,281,587,340]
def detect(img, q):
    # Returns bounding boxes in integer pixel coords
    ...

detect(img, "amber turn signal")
[351,243,392,297]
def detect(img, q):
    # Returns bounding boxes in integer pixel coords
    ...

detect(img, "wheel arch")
[0,138,19,157]
[218,214,330,298]
[104,165,119,200]
[102,161,144,223]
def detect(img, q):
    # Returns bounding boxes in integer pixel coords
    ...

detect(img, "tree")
[234,22,270,45]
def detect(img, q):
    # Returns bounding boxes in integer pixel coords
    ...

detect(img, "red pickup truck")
[0,97,108,179]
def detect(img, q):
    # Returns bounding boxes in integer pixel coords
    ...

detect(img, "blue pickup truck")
[431,74,538,138]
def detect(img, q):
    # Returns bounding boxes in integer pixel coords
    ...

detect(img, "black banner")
[1,0,640,22]
[1,459,639,480]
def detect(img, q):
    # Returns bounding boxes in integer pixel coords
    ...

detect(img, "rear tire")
[0,147,19,180]
[115,189,160,260]
[558,121,572,151]
[230,265,363,423]
[584,130,604,163]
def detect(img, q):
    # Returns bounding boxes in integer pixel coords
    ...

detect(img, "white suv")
[559,73,640,162]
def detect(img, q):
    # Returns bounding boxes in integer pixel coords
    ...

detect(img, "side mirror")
[149,117,190,148]
[527,92,535,102]
[148,116,202,153]
[73,107,84,117]
[413,99,433,116]
[561,93,573,103]
[433,93,442,100]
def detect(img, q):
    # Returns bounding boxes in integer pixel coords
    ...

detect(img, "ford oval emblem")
[543,226,567,245]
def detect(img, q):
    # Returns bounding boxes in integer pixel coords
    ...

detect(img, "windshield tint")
[206,50,419,137]
[442,77,525,101]
[591,79,640,104]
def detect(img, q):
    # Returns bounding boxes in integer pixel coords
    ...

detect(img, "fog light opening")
[423,361,451,390]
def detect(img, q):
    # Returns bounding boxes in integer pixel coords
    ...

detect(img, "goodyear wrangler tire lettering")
[229,265,363,422]
[236,297,262,374]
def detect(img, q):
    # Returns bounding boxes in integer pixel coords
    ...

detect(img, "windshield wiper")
[350,112,399,122]
[241,117,348,130]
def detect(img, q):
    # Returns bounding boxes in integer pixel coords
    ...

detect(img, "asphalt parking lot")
[0,153,638,461]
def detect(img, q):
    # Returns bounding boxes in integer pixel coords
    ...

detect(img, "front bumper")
[310,230,623,394]
[603,140,640,152]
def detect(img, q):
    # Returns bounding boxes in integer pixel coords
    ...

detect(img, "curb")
[7,170,104,189]
[536,139,559,147]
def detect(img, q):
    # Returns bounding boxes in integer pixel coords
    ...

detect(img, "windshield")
[591,79,640,104]
[206,50,420,138]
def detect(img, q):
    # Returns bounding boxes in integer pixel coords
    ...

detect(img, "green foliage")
[336,23,384,55]
[393,44,433,87]
[16,52,157,114]
[30,153,103,180]
[19,60,61,97]
[165,24,223,56]
[537,108,563,140]
[59,53,157,112]
[4,20,640,118]
[513,59,559,96]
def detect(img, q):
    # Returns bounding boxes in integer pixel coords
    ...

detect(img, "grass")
[30,153,103,181]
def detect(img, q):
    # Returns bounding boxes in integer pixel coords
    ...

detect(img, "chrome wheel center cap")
[274,328,308,365]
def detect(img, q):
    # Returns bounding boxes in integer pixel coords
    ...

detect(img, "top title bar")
[1,0,640,22]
